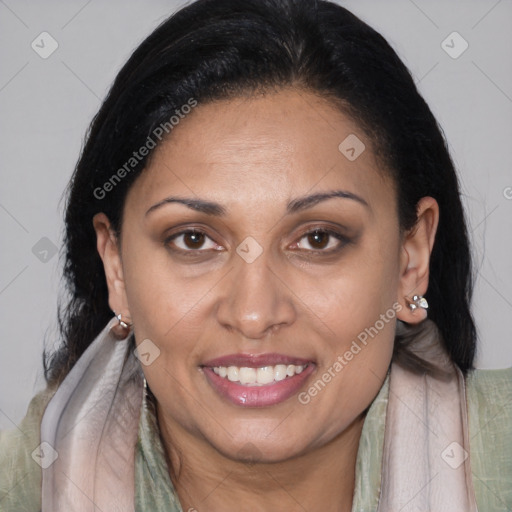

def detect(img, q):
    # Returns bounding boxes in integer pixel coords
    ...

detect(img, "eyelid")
[290,227,350,254]
[164,228,222,254]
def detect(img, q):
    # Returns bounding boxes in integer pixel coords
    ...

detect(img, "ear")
[396,196,439,324]
[92,212,131,322]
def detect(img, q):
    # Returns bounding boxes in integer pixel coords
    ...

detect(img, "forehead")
[127,88,393,215]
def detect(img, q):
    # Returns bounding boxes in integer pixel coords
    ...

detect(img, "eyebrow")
[145,189,369,217]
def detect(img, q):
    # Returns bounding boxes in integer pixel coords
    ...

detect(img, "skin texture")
[93,88,439,512]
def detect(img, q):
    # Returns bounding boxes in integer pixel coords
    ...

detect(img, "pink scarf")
[40,318,478,511]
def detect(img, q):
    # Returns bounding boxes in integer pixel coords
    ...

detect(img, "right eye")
[164,228,224,255]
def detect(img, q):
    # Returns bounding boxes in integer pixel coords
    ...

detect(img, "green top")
[1,367,511,511]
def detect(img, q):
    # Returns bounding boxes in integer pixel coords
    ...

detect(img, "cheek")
[300,313,395,444]
[121,243,214,430]
[296,234,399,425]
[122,236,205,337]
[302,231,400,338]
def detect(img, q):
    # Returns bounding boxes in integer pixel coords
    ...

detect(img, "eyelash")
[164,227,349,257]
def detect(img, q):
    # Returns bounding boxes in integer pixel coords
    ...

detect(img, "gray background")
[1,0,511,429]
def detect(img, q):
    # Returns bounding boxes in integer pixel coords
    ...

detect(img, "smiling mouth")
[200,353,316,406]
[201,361,316,407]
[209,363,310,386]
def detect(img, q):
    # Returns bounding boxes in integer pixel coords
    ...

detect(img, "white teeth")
[211,363,309,385]
[256,366,275,385]
[239,367,257,385]
[227,366,239,382]
[274,364,288,381]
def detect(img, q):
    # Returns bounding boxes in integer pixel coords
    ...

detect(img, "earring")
[143,377,154,403]
[116,313,131,329]
[405,295,429,311]
[110,311,133,339]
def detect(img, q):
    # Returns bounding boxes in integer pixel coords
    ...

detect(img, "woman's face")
[95,88,436,463]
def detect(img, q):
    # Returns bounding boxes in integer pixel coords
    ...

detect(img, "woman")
[1,0,510,510]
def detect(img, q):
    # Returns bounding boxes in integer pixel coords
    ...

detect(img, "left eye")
[293,229,346,252]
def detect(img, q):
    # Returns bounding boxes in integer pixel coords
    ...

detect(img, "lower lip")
[202,365,316,407]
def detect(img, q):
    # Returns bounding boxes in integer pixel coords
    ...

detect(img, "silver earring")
[110,311,133,339]
[143,377,153,402]
[405,295,429,311]
[116,313,131,329]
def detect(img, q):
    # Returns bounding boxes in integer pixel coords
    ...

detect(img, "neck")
[157,407,366,512]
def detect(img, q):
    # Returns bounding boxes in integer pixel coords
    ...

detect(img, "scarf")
[40,317,478,511]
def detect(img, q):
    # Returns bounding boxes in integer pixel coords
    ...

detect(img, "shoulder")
[0,385,57,512]
[466,366,512,397]
[465,367,512,511]
[466,366,512,432]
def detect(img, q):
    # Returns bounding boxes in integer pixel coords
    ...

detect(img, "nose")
[215,250,297,340]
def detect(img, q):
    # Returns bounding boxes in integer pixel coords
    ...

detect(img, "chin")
[205,428,314,465]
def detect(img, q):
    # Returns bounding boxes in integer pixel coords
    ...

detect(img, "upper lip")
[202,353,314,368]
